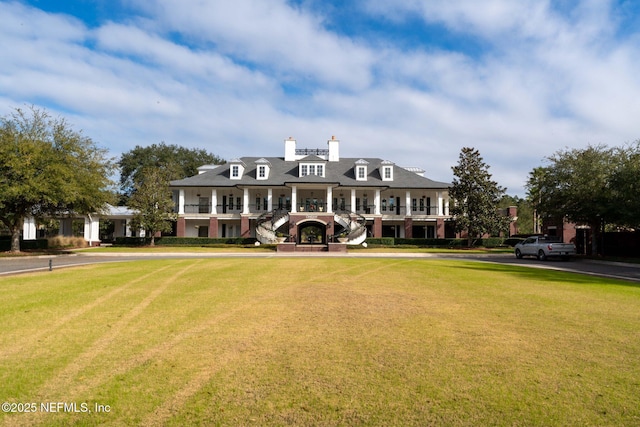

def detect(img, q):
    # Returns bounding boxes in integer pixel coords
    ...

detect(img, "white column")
[291,186,297,213]
[85,214,100,245]
[267,188,273,211]
[179,189,185,214]
[243,188,250,214]
[375,190,381,215]
[406,191,412,217]
[326,186,333,213]
[23,217,37,240]
[211,189,217,214]
[350,189,356,213]
[125,219,132,237]
[84,217,90,241]
[437,191,443,216]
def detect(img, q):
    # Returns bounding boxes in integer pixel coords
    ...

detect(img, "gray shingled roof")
[170,157,451,189]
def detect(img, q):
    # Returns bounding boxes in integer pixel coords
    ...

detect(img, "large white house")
[169,137,454,250]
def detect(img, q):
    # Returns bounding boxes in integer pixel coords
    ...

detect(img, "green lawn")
[74,245,278,253]
[73,245,513,255]
[1,259,639,426]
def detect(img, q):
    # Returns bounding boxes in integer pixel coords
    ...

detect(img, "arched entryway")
[297,221,327,245]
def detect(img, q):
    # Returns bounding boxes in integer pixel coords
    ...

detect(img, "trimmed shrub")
[364,238,395,246]
[47,236,88,249]
[476,237,506,248]
[0,238,49,251]
[394,238,466,247]
[114,237,149,246]
[113,236,258,246]
[375,238,507,248]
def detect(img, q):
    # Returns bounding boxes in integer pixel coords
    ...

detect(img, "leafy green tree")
[499,195,534,235]
[118,143,223,202]
[526,145,617,255]
[609,142,640,229]
[0,106,115,252]
[449,147,511,246]
[525,167,549,235]
[128,167,177,246]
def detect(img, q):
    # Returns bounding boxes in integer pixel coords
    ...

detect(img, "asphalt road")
[1,252,640,283]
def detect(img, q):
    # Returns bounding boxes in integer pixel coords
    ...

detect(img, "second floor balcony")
[181,202,449,216]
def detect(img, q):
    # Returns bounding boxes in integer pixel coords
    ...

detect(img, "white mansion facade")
[170,137,454,248]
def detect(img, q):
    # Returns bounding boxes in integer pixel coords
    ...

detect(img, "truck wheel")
[515,249,522,259]
[537,250,547,261]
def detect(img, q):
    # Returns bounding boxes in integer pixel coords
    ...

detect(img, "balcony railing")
[184,204,211,214]
[297,202,326,212]
[409,205,445,215]
[296,148,329,156]
[181,203,449,216]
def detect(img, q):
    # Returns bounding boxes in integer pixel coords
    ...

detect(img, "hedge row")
[113,236,514,248]
[0,238,49,251]
[369,237,511,247]
[114,237,258,246]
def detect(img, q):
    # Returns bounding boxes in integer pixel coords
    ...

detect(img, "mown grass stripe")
[1,258,639,426]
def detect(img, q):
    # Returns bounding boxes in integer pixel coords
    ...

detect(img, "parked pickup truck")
[514,236,576,261]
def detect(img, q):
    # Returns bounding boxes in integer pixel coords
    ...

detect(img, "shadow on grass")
[453,260,640,288]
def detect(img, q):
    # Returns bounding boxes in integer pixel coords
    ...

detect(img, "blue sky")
[2,0,640,196]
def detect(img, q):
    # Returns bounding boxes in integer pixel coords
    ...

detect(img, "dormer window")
[299,162,325,177]
[355,159,369,181]
[229,159,246,180]
[381,161,394,181]
[255,158,271,180]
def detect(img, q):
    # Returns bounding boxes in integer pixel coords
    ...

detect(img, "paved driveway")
[1,252,640,283]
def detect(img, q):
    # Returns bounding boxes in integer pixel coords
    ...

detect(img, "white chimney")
[328,135,340,162]
[284,137,296,161]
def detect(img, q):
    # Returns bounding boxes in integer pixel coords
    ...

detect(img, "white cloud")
[0,1,86,40]
[128,0,375,90]
[365,0,551,39]
[93,23,276,96]
[2,0,640,196]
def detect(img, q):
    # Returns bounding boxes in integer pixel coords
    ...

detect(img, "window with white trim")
[382,166,393,181]
[229,159,245,180]
[258,166,266,178]
[299,163,325,177]
[354,160,369,181]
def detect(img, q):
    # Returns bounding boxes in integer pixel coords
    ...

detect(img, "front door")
[298,222,326,244]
